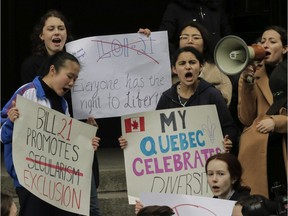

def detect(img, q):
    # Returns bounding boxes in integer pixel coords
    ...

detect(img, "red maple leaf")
[131,120,139,130]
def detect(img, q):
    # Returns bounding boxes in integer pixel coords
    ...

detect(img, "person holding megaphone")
[235,25,287,200]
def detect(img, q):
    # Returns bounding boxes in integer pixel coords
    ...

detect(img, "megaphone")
[214,35,266,75]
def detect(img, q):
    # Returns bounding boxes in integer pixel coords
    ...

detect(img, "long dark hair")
[137,205,175,216]
[264,25,287,61]
[30,9,73,56]
[41,51,80,77]
[172,46,205,67]
[205,153,251,193]
[179,21,215,63]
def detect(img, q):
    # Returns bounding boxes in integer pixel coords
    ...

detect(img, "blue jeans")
[90,173,101,216]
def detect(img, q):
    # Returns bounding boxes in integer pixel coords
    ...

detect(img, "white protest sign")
[65,31,171,119]
[140,192,236,216]
[13,95,97,215]
[121,105,224,204]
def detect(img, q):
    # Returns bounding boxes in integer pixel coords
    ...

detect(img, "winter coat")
[238,64,287,198]
[1,77,69,187]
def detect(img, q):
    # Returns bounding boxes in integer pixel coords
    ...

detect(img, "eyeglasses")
[179,35,202,41]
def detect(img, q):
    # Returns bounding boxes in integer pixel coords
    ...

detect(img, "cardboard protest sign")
[65,31,171,119]
[12,95,97,215]
[121,105,224,204]
[140,192,236,216]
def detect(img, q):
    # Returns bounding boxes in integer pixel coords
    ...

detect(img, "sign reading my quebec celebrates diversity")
[12,95,97,215]
[121,105,224,204]
[65,31,171,119]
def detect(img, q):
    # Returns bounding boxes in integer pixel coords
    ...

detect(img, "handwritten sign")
[12,95,97,215]
[65,31,171,119]
[140,192,236,216]
[121,105,224,204]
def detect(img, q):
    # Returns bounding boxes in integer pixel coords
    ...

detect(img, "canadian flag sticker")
[125,117,145,133]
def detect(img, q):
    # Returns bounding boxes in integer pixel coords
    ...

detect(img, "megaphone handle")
[243,65,256,84]
[245,75,254,84]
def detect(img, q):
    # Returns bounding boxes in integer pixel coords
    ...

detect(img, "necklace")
[177,84,188,107]
[178,94,188,107]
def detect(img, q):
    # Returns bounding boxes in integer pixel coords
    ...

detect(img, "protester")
[120,46,241,214]
[1,192,18,216]
[133,152,250,214]
[237,25,287,199]
[120,46,238,149]
[205,153,251,200]
[159,0,231,60]
[20,9,73,84]
[1,51,100,216]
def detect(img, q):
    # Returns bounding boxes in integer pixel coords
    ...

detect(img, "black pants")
[267,133,287,200]
[16,187,78,216]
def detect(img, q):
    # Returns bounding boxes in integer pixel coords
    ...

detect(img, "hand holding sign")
[121,105,224,204]
[12,95,98,215]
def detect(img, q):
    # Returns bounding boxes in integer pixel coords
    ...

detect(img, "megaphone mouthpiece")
[229,50,246,62]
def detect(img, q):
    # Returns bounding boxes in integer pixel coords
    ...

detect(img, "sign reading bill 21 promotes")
[121,105,224,204]
[12,95,97,215]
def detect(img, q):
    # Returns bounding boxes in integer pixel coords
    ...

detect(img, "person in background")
[1,51,100,216]
[177,21,232,107]
[159,0,231,60]
[17,10,102,215]
[1,192,18,216]
[136,205,174,216]
[231,194,278,216]
[237,25,287,199]
[21,9,73,84]
[139,21,232,108]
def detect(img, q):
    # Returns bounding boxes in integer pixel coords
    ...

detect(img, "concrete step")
[1,148,133,216]
[97,148,127,193]
[98,192,135,216]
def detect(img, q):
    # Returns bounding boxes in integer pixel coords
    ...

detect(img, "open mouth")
[63,87,70,93]
[52,38,61,44]
[185,71,193,78]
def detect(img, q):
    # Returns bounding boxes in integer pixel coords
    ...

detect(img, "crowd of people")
[1,0,287,215]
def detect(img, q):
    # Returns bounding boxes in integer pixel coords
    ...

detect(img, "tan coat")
[200,62,232,106]
[238,64,287,198]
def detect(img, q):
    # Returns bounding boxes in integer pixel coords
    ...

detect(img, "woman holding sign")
[1,51,100,216]
[119,46,240,214]
[120,46,238,152]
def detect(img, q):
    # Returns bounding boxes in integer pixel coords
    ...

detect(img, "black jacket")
[213,189,251,201]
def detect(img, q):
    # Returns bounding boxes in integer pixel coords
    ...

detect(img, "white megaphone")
[214,35,266,75]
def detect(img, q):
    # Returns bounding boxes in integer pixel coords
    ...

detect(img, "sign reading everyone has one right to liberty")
[121,105,224,204]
